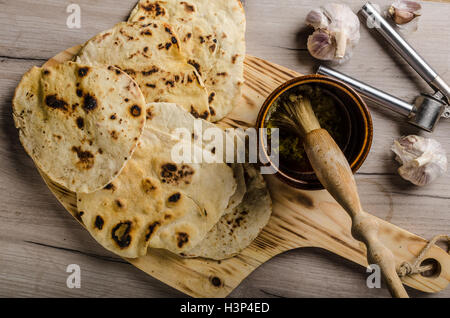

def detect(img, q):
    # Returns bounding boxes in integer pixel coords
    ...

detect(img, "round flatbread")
[182,164,272,260]
[12,61,146,193]
[129,0,246,121]
[76,21,210,120]
[77,107,237,258]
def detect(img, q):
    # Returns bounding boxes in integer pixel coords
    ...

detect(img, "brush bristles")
[270,96,321,137]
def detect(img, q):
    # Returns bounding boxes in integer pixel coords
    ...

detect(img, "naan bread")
[76,21,210,120]
[182,164,272,260]
[129,0,246,121]
[146,102,247,213]
[77,123,237,258]
[12,61,146,193]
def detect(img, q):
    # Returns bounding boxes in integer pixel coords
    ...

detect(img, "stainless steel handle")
[317,65,445,132]
[317,65,414,116]
[359,2,450,101]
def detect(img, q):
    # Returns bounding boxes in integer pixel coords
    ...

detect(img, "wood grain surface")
[0,0,449,298]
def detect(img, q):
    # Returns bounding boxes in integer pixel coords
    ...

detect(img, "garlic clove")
[391,135,447,186]
[307,30,336,61]
[389,7,415,25]
[334,30,348,59]
[306,9,329,29]
[388,0,421,29]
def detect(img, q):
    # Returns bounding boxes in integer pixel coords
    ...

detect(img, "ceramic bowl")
[256,75,373,190]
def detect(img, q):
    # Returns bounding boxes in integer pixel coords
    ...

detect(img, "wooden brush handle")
[304,129,409,298]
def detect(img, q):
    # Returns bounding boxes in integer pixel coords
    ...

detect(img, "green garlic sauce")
[267,85,347,172]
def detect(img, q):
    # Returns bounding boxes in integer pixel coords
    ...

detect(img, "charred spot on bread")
[141,67,159,76]
[122,68,136,76]
[141,2,166,16]
[168,192,181,203]
[145,222,161,241]
[130,105,142,117]
[187,60,201,75]
[45,95,68,111]
[115,199,124,209]
[189,106,209,120]
[160,163,194,185]
[164,26,173,34]
[141,30,152,36]
[162,163,177,172]
[142,178,157,193]
[75,211,84,223]
[190,106,200,118]
[208,92,216,104]
[146,108,153,119]
[177,232,189,248]
[110,130,118,140]
[200,111,209,120]
[210,276,222,287]
[71,146,95,169]
[180,1,195,12]
[94,215,104,230]
[78,67,90,77]
[76,117,84,129]
[112,221,132,248]
[83,94,98,112]
[104,183,115,191]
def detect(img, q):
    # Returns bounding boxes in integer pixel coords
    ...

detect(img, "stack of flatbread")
[12,0,272,261]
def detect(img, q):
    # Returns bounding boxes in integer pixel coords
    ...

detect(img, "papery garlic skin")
[306,9,329,29]
[307,30,337,61]
[306,3,360,63]
[392,135,447,186]
[388,0,422,32]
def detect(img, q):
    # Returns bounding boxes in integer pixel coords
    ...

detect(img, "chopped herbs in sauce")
[267,85,347,172]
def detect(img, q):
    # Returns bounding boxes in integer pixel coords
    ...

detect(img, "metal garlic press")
[317,2,450,132]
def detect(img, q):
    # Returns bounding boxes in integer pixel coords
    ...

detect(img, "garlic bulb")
[388,0,421,32]
[391,135,447,186]
[306,3,360,63]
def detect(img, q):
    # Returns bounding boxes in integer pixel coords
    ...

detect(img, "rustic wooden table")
[0,0,448,298]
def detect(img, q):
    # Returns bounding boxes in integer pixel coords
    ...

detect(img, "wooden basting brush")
[271,95,409,298]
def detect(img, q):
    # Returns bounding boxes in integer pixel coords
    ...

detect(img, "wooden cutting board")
[38,46,450,298]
